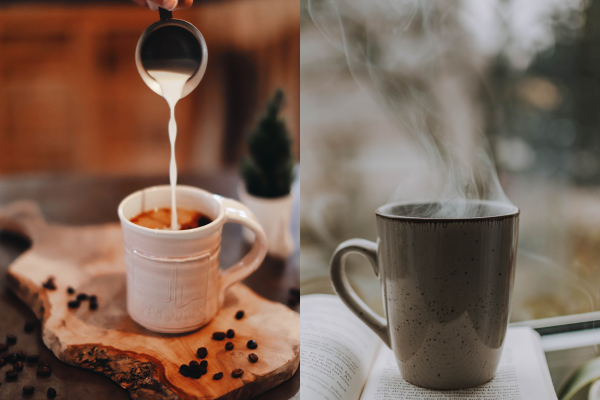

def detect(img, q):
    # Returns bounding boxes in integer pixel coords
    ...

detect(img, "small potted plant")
[239,89,295,259]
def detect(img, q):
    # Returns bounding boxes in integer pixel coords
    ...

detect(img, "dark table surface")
[0,170,300,400]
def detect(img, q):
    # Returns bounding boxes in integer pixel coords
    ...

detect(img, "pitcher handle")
[217,197,268,305]
[330,238,391,347]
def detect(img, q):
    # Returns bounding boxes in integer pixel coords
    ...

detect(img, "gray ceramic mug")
[330,200,519,390]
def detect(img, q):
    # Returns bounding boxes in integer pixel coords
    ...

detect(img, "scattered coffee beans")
[24,320,36,333]
[231,368,244,378]
[76,293,88,301]
[179,364,190,377]
[42,277,56,290]
[0,343,7,352]
[200,360,208,369]
[196,347,208,359]
[247,340,257,350]
[67,287,75,294]
[213,372,223,380]
[26,354,39,363]
[5,370,18,379]
[13,361,23,371]
[235,310,244,320]
[189,360,199,367]
[17,350,26,361]
[38,362,49,368]
[89,295,97,302]
[225,342,234,351]
[248,353,259,363]
[23,385,34,394]
[0,358,6,367]
[68,300,80,309]
[7,353,18,363]
[212,332,226,340]
[36,366,51,377]
[7,334,17,345]
[47,387,57,398]
[89,301,98,311]
[226,329,235,338]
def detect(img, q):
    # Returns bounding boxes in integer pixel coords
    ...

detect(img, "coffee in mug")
[330,200,519,390]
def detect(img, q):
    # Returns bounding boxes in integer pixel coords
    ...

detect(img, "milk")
[147,69,192,230]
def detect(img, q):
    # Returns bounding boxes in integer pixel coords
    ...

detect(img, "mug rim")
[376,200,519,222]
[118,185,224,237]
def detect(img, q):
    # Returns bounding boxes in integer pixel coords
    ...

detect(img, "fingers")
[174,0,193,10]
[135,0,193,11]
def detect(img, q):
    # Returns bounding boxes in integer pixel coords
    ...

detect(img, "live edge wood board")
[0,201,300,400]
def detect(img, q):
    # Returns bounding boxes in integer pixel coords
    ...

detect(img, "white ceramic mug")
[118,185,267,333]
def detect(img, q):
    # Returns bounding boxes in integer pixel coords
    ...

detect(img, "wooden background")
[0,0,300,175]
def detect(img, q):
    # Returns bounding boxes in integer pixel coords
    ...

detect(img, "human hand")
[132,0,193,11]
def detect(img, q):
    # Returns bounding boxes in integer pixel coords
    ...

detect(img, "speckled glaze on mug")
[330,201,519,390]
[119,185,267,334]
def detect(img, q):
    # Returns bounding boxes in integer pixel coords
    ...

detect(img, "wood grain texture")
[0,201,300,400]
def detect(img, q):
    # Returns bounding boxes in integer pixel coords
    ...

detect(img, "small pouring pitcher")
[135,8,208,98]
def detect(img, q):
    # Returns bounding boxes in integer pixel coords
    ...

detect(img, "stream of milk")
[147,69,191,230]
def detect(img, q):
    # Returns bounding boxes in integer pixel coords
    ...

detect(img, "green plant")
[241,89,295,198]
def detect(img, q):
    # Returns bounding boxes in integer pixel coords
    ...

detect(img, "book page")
[301,294,383,400]
[359,327,557,400]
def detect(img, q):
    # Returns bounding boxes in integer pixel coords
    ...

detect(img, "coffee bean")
[36,366,51,376]
[5,370,18,379]
[0,358,6,367]
[200,360,208,369]
[67,287,75,294]
[68,300,80,309]
[247,340,257,349]
[179,364,190,377]
[42,277,56,290]
[7,353,18,363]
[6,334,17,345]
[0,343,7,353]
[190,369,202,379]
[76,293,88,301]
[24,320,36,333]
[22,385,34,394]
[47,387,57,398]
[235,310,244,320]
[231,368,244,378]
[13,361,23,371]
[248,353,258,363]
[196,347,208,359]
[38,362,49,368]
[213,372,223,380]
[225,342,234,351]
[212,332,226,340]
[89,295,97,302]
[26,354,39,363]
[189,360,199,367]
[89,301,98,311]
[226,329,235,338]
[17,350,26,361]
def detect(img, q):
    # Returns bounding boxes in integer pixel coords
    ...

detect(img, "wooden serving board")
[0,201,300,400]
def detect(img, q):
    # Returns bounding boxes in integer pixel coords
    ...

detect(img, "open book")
[301,294,557,400]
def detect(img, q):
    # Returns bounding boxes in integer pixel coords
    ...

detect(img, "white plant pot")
[238,183,295,260]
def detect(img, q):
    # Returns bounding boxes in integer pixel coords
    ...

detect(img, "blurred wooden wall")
[0,0,299,175]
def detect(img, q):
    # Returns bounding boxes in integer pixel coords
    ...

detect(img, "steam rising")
[307,0,582,218]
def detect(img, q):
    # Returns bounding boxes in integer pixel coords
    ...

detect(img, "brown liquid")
[130,208,212,230]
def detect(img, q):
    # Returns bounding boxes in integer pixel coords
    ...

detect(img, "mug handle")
[330,238,391,347]
[217,197,268,305]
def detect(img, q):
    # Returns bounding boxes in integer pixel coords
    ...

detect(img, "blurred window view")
[0,0,299,176]
[300,0,600,324]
